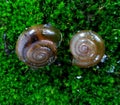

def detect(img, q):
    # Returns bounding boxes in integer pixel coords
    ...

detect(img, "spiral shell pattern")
[16,24,62,68]
[23,40,57,68]
[70,30,105,68]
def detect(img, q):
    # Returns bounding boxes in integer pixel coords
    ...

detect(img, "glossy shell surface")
[16,24,62,68]
[70,30,105,68]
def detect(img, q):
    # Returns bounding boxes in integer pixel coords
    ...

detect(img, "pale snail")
[16,24,62,68]
[70,30,105,68]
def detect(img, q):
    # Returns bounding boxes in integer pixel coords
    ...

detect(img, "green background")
[0,0,120,105]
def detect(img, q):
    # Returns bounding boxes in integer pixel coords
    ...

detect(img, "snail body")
[70,30,105,68]
[16,24,62,68]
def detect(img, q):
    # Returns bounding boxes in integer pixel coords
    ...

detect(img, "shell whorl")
[16,24,62,68]
[70,30,105,68]
[22,40,56,68]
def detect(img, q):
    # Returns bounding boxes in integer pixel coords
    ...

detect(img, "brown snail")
[16,24,62,68]
[70,30,105,68]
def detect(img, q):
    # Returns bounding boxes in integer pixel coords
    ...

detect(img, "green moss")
[0,0,120,105]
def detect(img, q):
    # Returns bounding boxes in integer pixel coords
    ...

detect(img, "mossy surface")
[0,0,120,105]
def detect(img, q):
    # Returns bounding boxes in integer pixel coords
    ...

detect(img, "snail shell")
[16,24,62,68]
[70,30,105,68]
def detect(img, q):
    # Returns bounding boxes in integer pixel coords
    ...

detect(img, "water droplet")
[101,54,108,63]
[76,75,82,79]
[96,65,100,69]
[107,66,115,73]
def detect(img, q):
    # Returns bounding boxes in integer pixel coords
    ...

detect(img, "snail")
[16,24,62,68]
[70,30,105,68]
